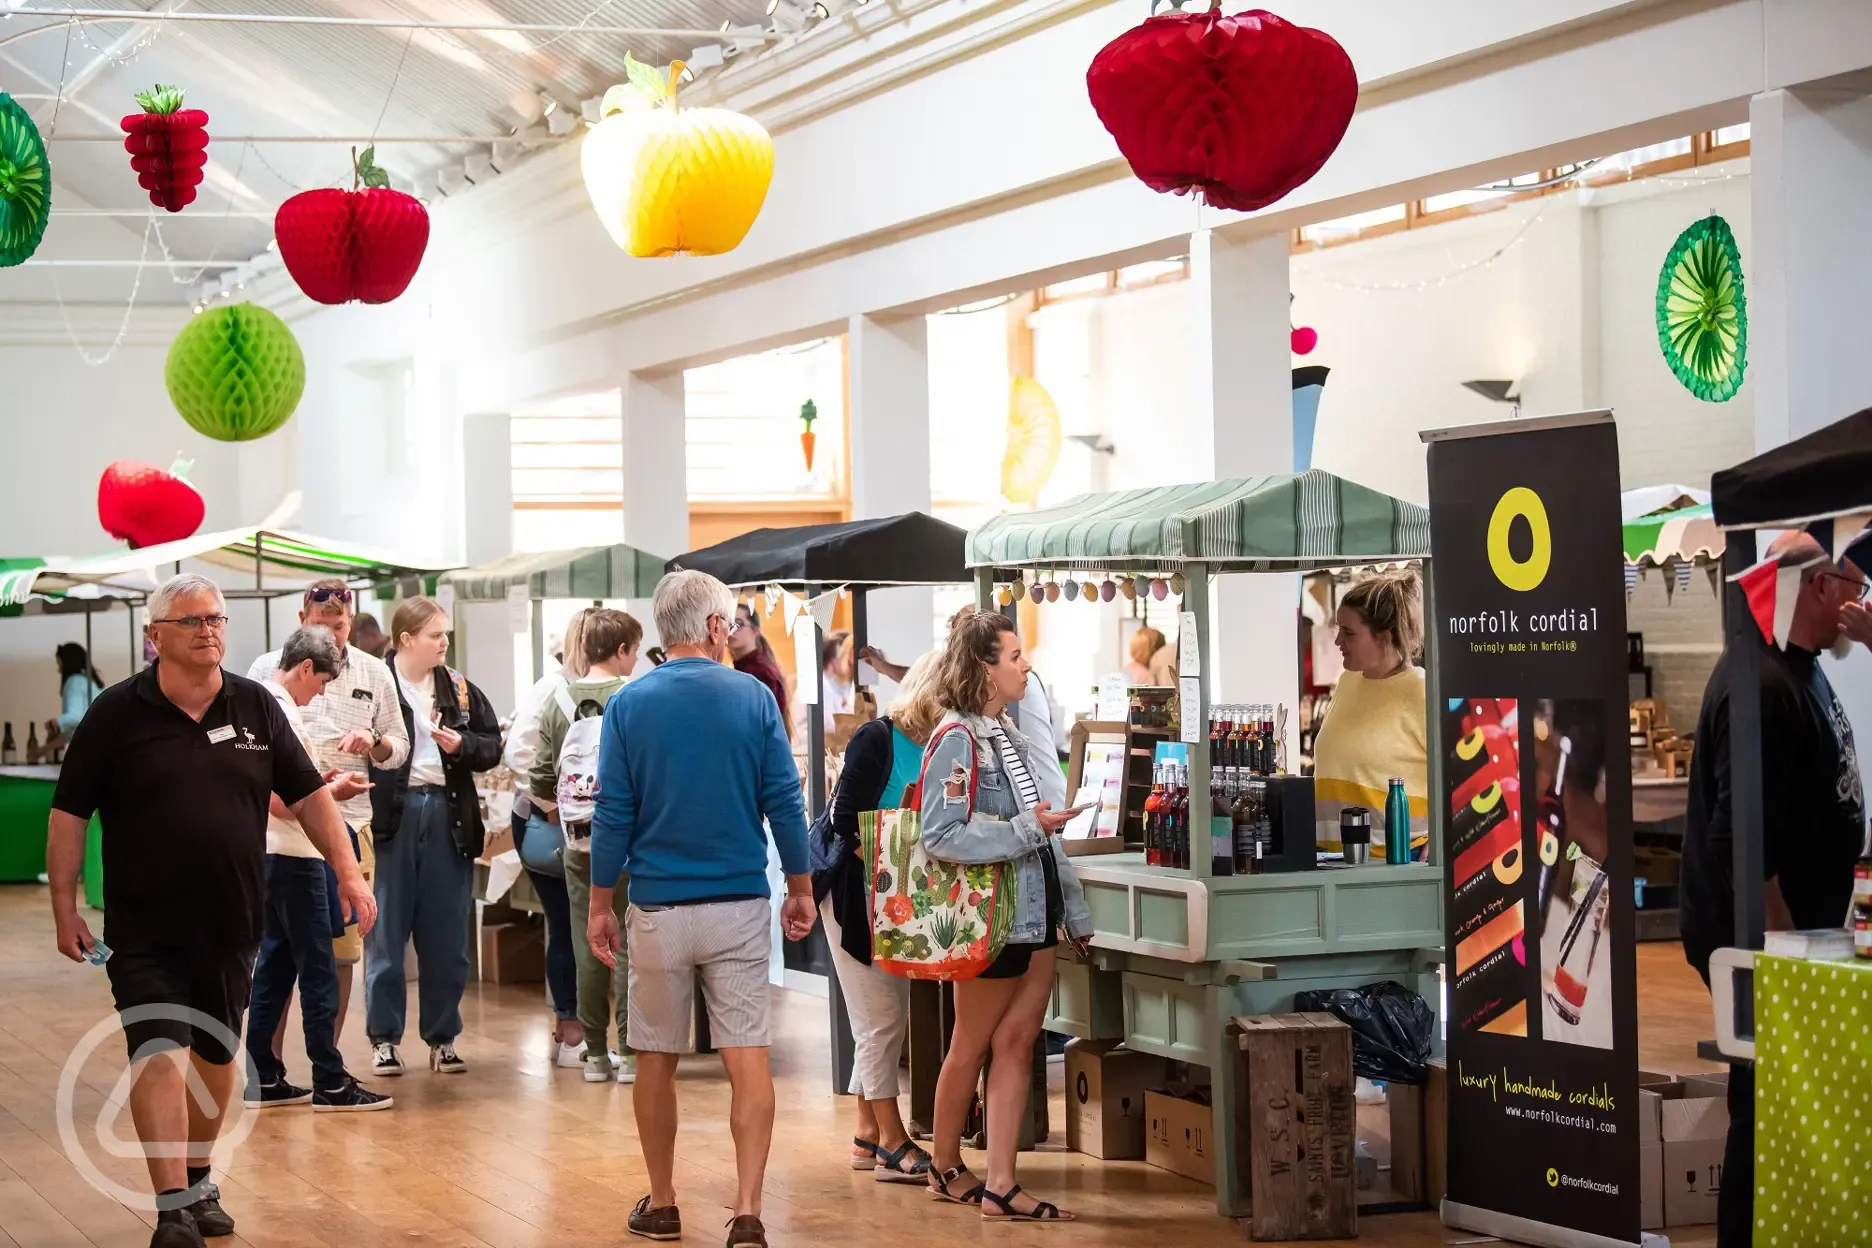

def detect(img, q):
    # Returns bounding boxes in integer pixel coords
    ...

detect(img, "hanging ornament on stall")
[1100,578,1117,602]
[1119,576,1136,601]
[1009,573,1026,600]
[582,54,774,258]
[275,146,430,305]
[1001,377,1063,506]
[1656,214,1747,402]
[165,302,305,442]
[97,456,204,548]
[1045,577,1061,603]
[995,583,1014,607]
[1083,578,1100,601]
[1289,292,1318,355]
[798,400,818,472]
[120,84,209,212]
[0,92,51,268]
[1151,577,1168,600]
[1063,578,1080,602]
[1086,4,1356,213]
[1170,572,1186,594]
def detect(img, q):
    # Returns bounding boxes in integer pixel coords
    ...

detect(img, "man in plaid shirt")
[247,580,409,1040]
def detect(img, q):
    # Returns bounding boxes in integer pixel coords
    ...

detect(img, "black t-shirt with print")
[1681,638,1866,980]
[53,664,326,949]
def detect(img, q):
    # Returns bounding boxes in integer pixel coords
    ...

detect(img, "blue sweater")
[590,657,809,904]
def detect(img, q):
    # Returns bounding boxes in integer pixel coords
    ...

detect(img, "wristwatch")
[370,727,384,748]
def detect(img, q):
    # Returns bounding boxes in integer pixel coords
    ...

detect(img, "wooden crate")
[1227,1013,1357,1241]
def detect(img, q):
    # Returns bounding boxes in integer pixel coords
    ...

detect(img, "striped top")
[991,726,1041,810]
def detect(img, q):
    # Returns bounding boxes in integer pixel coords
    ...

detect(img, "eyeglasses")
[305,587,353,606]
[152,614,230,632]
[1819,571,1872,602]
[729,617,751,633]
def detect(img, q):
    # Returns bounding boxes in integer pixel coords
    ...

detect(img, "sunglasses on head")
[305,587,353,606]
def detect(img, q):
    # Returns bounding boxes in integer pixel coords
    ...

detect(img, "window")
[510,391,624,552]
[684,337,847,500]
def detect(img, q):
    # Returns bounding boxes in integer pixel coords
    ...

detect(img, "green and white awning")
[438,544,666,603]
[967,470,1431,571]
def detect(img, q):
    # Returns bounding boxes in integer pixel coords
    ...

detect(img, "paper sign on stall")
[506,585,530,634]
[436,583,455,615]
[794,622,819,704]
[1097,674,1129,722]
[1178,677,1202,744]
[1178,612,1200,676]
[1079,741,1127,836]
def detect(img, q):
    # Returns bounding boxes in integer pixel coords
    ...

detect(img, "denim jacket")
[919,709,1092,946]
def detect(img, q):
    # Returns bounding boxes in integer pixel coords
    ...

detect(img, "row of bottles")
[1208,705,1281,777]
[1,721,62,766]
[1143,761,1278,876]
[1143,763,1189,869]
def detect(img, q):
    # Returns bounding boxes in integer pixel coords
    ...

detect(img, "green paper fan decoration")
[0,92,52,268]
[165,303,306,442]
[1656,214,1747,402]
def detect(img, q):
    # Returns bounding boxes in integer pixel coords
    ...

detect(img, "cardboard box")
[1661,1084,1729,1226]
[479,919,545,984]
[1424,1059,1447,1207]
[1636,1084,1685,1230]
[1065,1040,1165,1159]
[1145,1088,1214,1185]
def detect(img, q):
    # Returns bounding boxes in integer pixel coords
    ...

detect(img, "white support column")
[1191,228,1299,717]
[1751,83,1872,744]
[459,411,518,714]
[621,369,690,649]
[848,313,934,694]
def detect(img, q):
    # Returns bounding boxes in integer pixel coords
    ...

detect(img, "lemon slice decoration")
[1001,376,1062,506]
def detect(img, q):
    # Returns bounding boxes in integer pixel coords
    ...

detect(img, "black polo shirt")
[53,663,325,949]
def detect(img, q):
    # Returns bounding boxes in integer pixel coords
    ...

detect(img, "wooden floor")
[0,885,1718,1248]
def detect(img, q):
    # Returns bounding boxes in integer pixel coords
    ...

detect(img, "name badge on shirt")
[351,688,373,701]
[206,725,236,744]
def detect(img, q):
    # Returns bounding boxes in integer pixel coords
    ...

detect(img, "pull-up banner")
[1423,411,1643,1248]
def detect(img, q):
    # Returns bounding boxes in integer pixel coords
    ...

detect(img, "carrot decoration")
[799,399,818,472]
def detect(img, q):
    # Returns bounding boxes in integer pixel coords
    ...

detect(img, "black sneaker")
[372,1042,405,1076]
[150,1206,204,1248]
[429,1042,465,1074]
[627,1195,682,1241]
[243,1080,311,1109]
[314,1077,394,1113]
[184,1184,234,1237]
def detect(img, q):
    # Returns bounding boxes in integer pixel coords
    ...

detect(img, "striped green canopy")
[967,470,1431,570]
[438,544,666,602]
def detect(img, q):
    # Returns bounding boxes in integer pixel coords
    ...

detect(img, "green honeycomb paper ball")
[165,303,306,442]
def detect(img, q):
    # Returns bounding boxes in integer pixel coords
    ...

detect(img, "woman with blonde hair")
[814,652,941,1182]
[921,612,1091,1222]
[1312,569,1428,856]
[1124,625,1177,686]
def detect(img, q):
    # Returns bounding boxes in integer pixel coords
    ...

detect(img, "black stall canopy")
[1712,405,1872,529]
[666,512,971,588]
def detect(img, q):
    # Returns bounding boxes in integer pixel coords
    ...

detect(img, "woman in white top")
[502,609,592,1067]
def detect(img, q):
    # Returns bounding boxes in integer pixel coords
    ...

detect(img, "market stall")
[964,468,1440,1218]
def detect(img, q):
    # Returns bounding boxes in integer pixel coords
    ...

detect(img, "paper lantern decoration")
[1063,579,1080,602]
[275,146,429,305]
[120,85,209,212]
[582,54,773,258]
[0,92,50,268]
[1656,215,1747,402]
[98,457,204,548]
[799,400,818,472]
[1087,4,1356,213]
[1001,377,1063,506]
[165,302,305,442]
[1291,326,1318,355]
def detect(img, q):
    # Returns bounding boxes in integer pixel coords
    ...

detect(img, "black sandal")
[980,1184,1075,1222]
[874,1139,932,1184]
[928,1164,984,1205]
[850,1137,880,1171]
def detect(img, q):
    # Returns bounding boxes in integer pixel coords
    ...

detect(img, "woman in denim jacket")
[920,610,1091,1223]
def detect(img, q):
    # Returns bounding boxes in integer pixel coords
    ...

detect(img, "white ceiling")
[1,0,772,305]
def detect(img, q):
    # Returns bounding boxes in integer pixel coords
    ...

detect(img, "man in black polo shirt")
[47,574,378,1248]
[1681,532,1867,1248]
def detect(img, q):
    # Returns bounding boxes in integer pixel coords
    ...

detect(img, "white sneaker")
[582,1052,613,1083]
[614,1053,636,1085]
[430,1043,466,1074]
[372,1043,405,1077]
[555,1041,585,1069]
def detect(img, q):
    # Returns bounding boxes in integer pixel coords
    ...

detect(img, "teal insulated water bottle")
[1384,777,1411,865]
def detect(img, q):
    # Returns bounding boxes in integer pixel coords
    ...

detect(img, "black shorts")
[979,851,1063,981]
[104,944,257,1065]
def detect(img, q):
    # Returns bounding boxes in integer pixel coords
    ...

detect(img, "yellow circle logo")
[1546,1167,1560,1187]
[1487,487,1552,592]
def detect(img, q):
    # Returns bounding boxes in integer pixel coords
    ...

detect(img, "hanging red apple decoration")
[1291,326,1317,354]
[274,146,429,305]
[120,84,209,212]
[97,456,205,549]
[1087,3,1356,213]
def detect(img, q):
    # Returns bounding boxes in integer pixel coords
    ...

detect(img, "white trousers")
[819,897,911,1100]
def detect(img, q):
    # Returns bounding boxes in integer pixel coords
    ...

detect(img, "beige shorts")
[626,898,773,1052]
[331,822,375,966]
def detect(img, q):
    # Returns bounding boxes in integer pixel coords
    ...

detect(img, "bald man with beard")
[1680,531,1867,1247]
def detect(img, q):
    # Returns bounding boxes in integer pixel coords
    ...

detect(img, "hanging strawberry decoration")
[120,85,209,212]
[97,456,205,549]
[274,145,429,305]
[1087,4,1356,213]
[799,399,818,472]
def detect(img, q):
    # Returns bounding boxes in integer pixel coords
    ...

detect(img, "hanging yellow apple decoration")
[581,54,774,258]
[1001,376,1063,506]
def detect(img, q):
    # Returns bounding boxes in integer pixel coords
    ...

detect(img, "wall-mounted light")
[1462,378,1521,417]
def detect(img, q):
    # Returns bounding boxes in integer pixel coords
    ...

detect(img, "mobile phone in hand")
[83,938,112,966]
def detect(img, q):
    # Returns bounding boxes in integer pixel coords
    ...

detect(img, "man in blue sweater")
[588,569,812,1248]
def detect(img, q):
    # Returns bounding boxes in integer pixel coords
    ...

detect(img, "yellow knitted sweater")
[1311,668,1429,852]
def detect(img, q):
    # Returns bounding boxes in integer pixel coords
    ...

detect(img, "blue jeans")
[516,811,577,1022]
[247,854,345,1090]
[365,788,472,1047]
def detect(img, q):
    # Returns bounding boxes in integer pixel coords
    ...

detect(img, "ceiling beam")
[44,133,575,143]
[0,9,776,50]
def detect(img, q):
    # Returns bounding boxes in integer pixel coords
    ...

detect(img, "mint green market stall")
[966,470,1445,1219]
